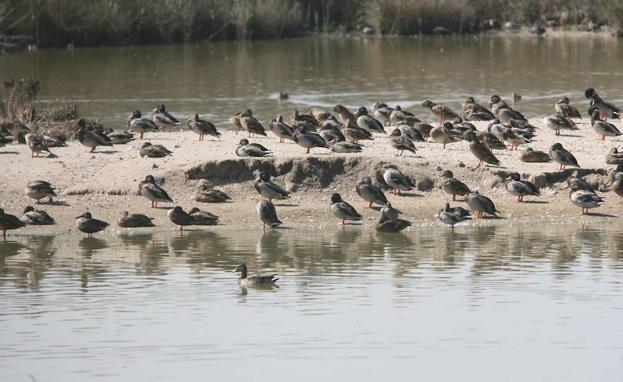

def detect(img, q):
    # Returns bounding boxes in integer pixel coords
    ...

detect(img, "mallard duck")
[606,148,623,165]
[389,129,416,156]
[290,109,319,132]
[389,105,420,126]
[476,131,506,150]
[501,128,530,150]
[356,177,388,208]
[555,97,582,119]
[612,172,623,198]
[310,108,336,124]
[380,203,401,220]
[330,193,362,225]
[76,212,109,237]
[497,107,527,123]
[376,208,411,233]
[254,171,290,201]
[77,126,113,153]
[566,174,595,192]
[430,122,459,148]
[21,206,55,225]
[236,138,272,157]
[441,170,470,201]
[24,180,57,203]
[330,141,362,153]
[229,112,244,133]
[372,103,393,126]
[139,175,174,208]
[151,104,181,131]
[269,116,294,143]
[550,143,579,170]
[333,104,356,124]
[187,113,220,141]
[195,183,231,203]
[466,192,499,218]
[25,134,54,158]
[167,206,196,231]
[117,211,155,228]
[239,109,266,137]
[544,114,578,135]
[233,264,278,287]
[397,124,425,142]
[422,100,461,123]
[292,126,329,154]
[140,142,173,158]
[521,147,552,163]
[585,88,620,121]
[341,121,373,143]
[569,184,604,215]
[356,107,385,133]
[413,122,433,140]
[0,208,26,238]
[188,207,219,225]
[464,131,501,168]
[437,203,471,228]
[591,109,621,140]
[257,200,282,229]
[127,110,159,139]
[505,172,540,202]
[106,131,135,144]
[383,168,414,195]
[462,97,495,119]
[319,124,346,143]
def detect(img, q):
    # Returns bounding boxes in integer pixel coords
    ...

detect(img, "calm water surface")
[1,224,623,381]
[0,36,622,128]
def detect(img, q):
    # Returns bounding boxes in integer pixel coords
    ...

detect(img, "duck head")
[144,175,156,183]
[233,264,248,277]
[551,142,563,151]
[421,100,435,109]
[465,96,475,104]
[238,138,249,146]
[390,128,401,137]
[510,172,521,181]
[584,88,596,99]
[360,176,372,185]
[141,142,152,149]
[490,95,501,104]
[558,96,570,104]
[76,212,92,219]
[442,170,454,179]
[23,206,34,214]
[259,171,270,182]
[188,207,200,214]
[357,106,368,116]
[330,193,343,203]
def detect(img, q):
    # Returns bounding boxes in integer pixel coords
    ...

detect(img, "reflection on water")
[1,223,623,381]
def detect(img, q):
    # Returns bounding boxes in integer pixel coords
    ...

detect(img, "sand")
[0,116,621,236]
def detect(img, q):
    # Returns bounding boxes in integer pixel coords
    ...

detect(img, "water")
[1,224,623,381]
[1,35,623,129]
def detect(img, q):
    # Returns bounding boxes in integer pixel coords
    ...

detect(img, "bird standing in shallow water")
[0,208,26,238]
[257,200,282,229]
[330,193,362,225]
[437,203,471,229]
[76,212,109,237]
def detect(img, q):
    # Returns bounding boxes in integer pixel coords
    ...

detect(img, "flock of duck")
[1,88,623,251]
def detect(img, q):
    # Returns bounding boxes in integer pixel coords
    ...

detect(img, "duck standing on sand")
[430,122,459,148]
[0,208,26,238]
[24,180,57,204]
[505,172,540,202]
[550,143,580,170]
[356,177,388,208]
[152,104,181,131]
[21,206,55,225]
[544,114,578,135]
[270,116,294,143]
[76,212,109,237]
[25,134,54,158]
[590,109,621,140]
[140,142,173,158]
[236,138,272,157]
[330,193,363,225]
[139,175,174,208]
[257,200,282,229]
[187,113,220,141]
[555,97,582,119]
[437,203,471,229]
[127,110,159,139]
[239,109,266,138]
[292,126,329,154]
[77,126,113,153]
[341,120,373,143]
[585,88,620,121]
[117,211,155,228]
[441,170,470,201]
[376,207,411,233]
[233,264,279,287]
[466,191,499,219]
[383,168,414,196]
[254,171,290,202]
[464,131,500,168]
[333,104,356,124]
[389,129,416,156]
[356,107,386,134]
[421,100,461,124]
[569,183,604,215]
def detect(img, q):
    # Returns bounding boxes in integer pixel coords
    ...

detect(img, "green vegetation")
[0,0,619,47]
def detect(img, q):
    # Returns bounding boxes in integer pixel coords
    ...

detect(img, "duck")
[397,124,425,142]
[437,203,471,228]
[269,116,294,143]
[430,122,459,148]
[380,203,401,220]
[167,206,196,231]
[187,113,220,141]
[555,97,582,119]
[151,104,181,131]
[497,107,527,124]
[25,133,54,158]
[330,193,363,225]
[329,141,362,153]
[292,126,329,154]
[569,184,604,215]
[566,174,595,193]
[236,138,272,157]
[372,103,393,126]
[611,172,623,198]
[389,129,416,156]
[476,131,506,150]
[505,172,540,202]
[585,88,620,121]
[76,125,113,153]
[501,128,530,151]
[106,131,135,144]
[462,97,495,120]
[0,208,26,238]
[257,200,282,229]
[591,109,621,140]
[254,171,290,201]
[290,109,319,132]
[188,207,219,225]
[117,211,155,228]
[20,206,55,225]
[140,142,173,158]
[413,122,433,141]
[333,104,356,124]
[233,264,279,287]
[127,110,159,139]
[356,106,385,133]
[319,124,346,143]
[466,191,499,218]
[421,100,461,123]
[544,114,578,135]
[195,182,231,203]
[356,177,388,208]
[24,180,57,204]
[376,208,411,233]
[521,147,552,163]
[464,131,501,168]
[229,112,244,133]
[441,170,471,201]
[239,109,267,137]
[75,212,109,237]
[550,143,579,170]
[139,175,174,208]
[341,120,373,143]
[389,105,420,126]
[43,132,67,147]
[606,148,623,165]
[383,168,414,195]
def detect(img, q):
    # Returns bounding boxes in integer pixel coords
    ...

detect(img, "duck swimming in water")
[437,203,471,229]
[233,263,279,287]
